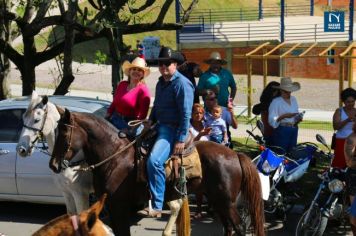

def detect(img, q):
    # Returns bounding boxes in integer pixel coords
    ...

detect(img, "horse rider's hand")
[174,142,185,155]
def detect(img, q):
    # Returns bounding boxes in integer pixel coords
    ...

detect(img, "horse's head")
[33,193,114,236]
[17,91,61,157]
[50,108,86,173]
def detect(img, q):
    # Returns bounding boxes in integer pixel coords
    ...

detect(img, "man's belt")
[279,122,297,127]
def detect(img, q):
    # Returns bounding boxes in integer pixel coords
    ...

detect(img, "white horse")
[16,91,93,214]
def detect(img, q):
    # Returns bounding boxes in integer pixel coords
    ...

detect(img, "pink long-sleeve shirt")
[107,81,151,120]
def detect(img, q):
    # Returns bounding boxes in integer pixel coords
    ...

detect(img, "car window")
[0,109,25,142]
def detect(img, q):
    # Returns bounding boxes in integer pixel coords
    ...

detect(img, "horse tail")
[238,152,265,236]
[176,197,191,236]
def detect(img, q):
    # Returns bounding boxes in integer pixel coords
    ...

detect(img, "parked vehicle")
[247,121,318,220]
[295,134,348,236]
[0,96,110,204]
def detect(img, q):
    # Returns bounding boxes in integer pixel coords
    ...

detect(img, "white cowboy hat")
[273,77,301,92]
[204,51,227,65]
[122,57,150,78]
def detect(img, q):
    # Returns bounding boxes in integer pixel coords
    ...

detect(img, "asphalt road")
[0,200,353,236]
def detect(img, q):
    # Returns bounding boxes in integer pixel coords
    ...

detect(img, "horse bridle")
[22,104,48,152]
[56,120,77,169]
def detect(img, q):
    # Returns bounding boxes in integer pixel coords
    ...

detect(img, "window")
[0,109,25,142]
[327,49,335,65]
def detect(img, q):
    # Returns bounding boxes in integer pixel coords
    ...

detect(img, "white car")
[0,96,110,204]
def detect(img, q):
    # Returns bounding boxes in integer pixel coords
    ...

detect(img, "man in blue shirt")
[141,47,194,217]
[198,51,237,107]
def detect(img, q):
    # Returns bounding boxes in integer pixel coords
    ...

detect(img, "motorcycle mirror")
[257,120,264,135]
[316,134,328,148]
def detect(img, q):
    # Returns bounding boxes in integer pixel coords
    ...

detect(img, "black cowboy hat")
[156,46,185,64]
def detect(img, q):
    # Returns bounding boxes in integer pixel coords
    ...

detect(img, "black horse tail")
[238,152,265,236]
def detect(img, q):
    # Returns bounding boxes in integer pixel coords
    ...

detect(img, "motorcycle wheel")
[295,206,322,236]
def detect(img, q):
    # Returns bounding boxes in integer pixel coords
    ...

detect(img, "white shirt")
[336,107,354,138]
[268,96,299,129]
[189,125,209,141]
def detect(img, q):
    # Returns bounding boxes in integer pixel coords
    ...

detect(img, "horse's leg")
[72,188,90,213]
[109,202,131,236]
[53,175,77,214]
[72,172,93,213]
[217,212,233,236]
[227,205,243,236]
[163,198,183,236]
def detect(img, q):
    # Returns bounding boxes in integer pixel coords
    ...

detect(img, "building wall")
[285,48,344,80]
[182,45,355,81]
[181,48,279,75]
[315,0,355,8]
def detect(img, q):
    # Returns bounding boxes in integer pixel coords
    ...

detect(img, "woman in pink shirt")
[106,57,151,135]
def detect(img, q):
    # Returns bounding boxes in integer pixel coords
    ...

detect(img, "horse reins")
[72,120,152,172]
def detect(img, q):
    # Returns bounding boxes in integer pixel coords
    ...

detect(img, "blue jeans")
[110,112,143,136]
[210,134,223,144]
[146,124,176,210]
[271,125,298,154]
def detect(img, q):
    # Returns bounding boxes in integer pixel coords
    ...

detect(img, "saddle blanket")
[165,147,202,180]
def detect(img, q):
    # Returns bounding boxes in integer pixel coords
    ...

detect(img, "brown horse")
[50,109,265,236]
[32,194,113,236]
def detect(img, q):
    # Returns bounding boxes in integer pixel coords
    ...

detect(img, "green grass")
[237,116,333,131]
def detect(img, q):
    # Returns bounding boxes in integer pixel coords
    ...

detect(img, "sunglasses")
[158,60,173,67]
[206,97,217,101]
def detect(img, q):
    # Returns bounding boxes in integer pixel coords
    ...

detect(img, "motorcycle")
[295,134,348,236]
[247,120,319,220]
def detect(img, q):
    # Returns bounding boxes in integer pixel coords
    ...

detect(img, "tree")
[0,0,198,97]
[0,0,12,99]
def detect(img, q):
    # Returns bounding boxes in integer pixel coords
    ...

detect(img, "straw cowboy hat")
[122,57,150,78]
[273,77,301,92]
[156,46,185,64]
[204,51,227,65]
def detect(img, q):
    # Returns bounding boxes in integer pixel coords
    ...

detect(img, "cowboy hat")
[156,46,185,64]
[273,77,300,92]
[122,57,150,78]
[204,51,227,65]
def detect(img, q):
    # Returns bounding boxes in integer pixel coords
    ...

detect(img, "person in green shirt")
[198,51,237,107]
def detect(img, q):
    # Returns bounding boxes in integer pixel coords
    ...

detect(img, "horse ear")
[85,211,98,231]
[56,105,65,116]
[31,90,39,99]
[90,193,107,216]
[63,108,71,123]
[42,95,48,105]
[82,194,107,231]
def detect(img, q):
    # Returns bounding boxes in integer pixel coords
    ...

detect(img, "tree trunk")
[54,0,77,95]
[22,35,36,96]
[108,28,123,96]
[0,0,11,100]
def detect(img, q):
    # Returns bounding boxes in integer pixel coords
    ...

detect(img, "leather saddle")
[134,124,196,183]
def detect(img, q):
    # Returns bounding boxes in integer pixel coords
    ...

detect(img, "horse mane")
[72,112,120,139]
[32,214,71,236]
